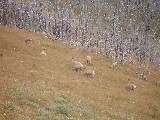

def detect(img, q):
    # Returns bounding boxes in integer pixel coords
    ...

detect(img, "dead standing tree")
[0,0,160,67]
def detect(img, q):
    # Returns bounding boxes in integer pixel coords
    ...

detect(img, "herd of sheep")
[22,37,160,91]
[72,55,137,91]
[0,38,156,91]
[72,56,95,78]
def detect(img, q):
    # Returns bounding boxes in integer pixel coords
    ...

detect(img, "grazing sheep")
[86,56,92,65]
[41,49,47,56]
[24,38,32,43]
[84,70,95,78]
[110,61,118,69]
[74,62,83,72]
[124,79,136,91]
[72,59,83,72]
[124,84,136,91]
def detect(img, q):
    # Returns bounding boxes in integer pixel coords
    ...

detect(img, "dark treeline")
[0,0,160,67]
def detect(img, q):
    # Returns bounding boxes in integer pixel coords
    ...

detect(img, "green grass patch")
[14,91,25,101]
[153,91,160,99]
[55,93,67,104]
[45,106,55,112]
[42,41,57,49]
[107,111,118,119]
[37,108,50,117]
[5,101,15,111]
[122,115,133,120]
[55,106,69,116]
[52,116,62,120]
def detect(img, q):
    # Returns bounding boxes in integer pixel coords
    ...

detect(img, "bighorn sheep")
[72,59,83,72]
[86,56,92,65]
[84,70,95,78]
[110,61,118,69]
[41,49,47,56]
[24,38,32,43]
[124,79,136,91]
[124,84,136,91]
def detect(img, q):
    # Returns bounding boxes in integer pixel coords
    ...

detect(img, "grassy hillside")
[0,25,160,120]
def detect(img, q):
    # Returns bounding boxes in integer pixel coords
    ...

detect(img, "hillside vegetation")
[0,25,160,120]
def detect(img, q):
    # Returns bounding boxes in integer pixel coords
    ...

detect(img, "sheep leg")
[74,68,78,72]
[87,60,88,64]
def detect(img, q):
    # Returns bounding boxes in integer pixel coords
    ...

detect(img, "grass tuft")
[55,106,69,116]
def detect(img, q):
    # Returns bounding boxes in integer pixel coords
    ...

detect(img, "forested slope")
[1,0,160,66]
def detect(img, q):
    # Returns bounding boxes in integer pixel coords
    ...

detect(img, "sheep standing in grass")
[124,84,136,91]
[124,79,136,91]
[24,38,32,43]
[84,70,95,78]
[74,62,83,72]
[41,48,47,56]
[86,56,92,65]
[110,61,118,69]
[72,59,83,72]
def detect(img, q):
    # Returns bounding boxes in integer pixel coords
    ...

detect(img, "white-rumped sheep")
[72,59,83,72]
[124,84,136,91]
[110,61,118,69]
[24,38,32,43]
[86,56,92,65]
[41,49,47,56]
[84,70,95,78]
[124,79,136,91]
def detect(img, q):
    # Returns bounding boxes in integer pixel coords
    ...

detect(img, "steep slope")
[0,25,160,120]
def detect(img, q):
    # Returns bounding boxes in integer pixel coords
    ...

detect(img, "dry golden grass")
[0,25,160,120]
